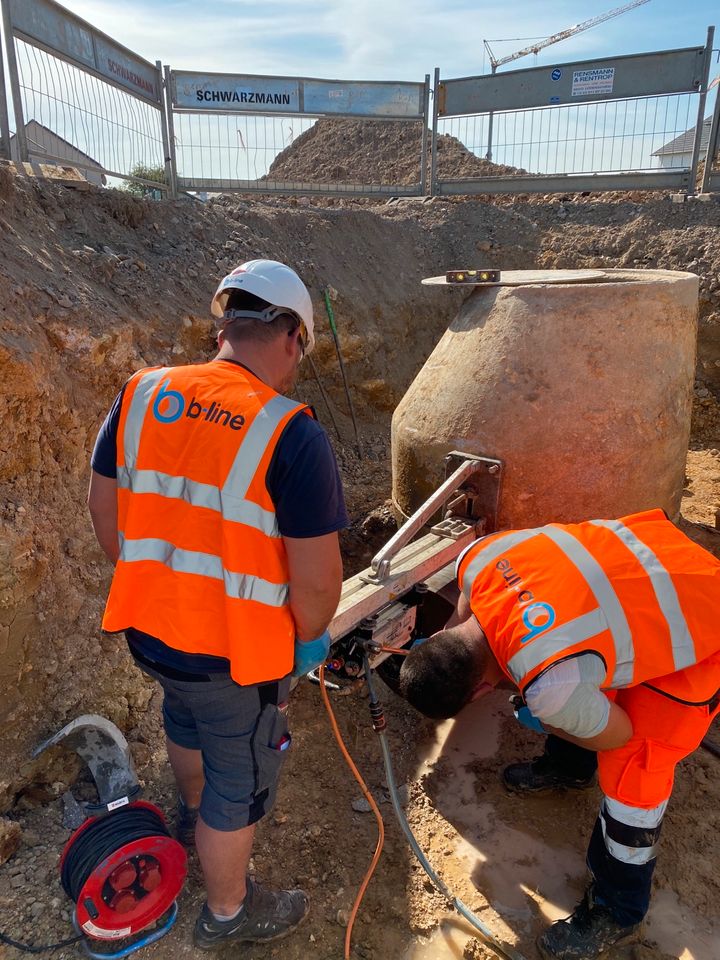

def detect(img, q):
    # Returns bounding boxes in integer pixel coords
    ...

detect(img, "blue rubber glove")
[293,630,332,678]
[511,695,546,734]
[411,636,429,648]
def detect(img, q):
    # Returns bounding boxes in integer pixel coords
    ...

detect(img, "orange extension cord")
[318,664,385,960]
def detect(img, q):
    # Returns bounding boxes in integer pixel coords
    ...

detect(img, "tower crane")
[482,0,652,160]
[484,0,652,74]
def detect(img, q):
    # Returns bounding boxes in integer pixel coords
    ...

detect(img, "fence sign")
[172,71,425,119]
[173,74,300,111]
[7,0,161,103]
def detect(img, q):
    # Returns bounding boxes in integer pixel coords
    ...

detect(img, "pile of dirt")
[266,118,524,185]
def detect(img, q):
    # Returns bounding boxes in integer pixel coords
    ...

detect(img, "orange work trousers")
[599,656,720,809]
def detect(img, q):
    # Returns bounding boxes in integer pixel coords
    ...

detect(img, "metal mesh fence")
[13,38,165,187]
[436,93,701,179]
[172,111,426,197]
[173,112,315,188]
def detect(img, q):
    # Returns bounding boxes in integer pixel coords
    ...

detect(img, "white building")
[652,116,712,169]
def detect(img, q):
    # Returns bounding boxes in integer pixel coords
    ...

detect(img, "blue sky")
[56,0,718,81]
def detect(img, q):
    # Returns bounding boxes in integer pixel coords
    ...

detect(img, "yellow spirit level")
[445,269,500,284]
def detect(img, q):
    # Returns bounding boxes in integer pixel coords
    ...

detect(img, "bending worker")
[399,508,720,960]
[88,260,347,949]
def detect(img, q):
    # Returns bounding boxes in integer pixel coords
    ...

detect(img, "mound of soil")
[266,118,524,185]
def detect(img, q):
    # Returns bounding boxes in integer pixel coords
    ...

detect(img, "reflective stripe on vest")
[123,368,169,469]
[590,519,696,672]
[116,467,278,537]
[117,533,288,606]
[461,527,634,687]
[461,519,699,688]
[119,370,304,537]
[506,608,608,684]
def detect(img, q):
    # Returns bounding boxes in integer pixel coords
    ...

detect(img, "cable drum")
[59,801,187,941]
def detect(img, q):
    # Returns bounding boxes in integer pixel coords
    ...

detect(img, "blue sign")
[551,68,562,81]
[549,96,560,103]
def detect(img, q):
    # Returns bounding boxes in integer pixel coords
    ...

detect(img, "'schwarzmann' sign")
[174,74,300,112]
[7,0,160,103]
[172,73,424,119]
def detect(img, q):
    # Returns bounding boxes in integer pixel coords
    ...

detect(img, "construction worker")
[88,260,347,949]
[399,509,720,960]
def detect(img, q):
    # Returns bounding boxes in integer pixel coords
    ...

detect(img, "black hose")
[0,931,84,954]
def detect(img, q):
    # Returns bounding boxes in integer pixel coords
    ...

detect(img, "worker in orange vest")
[88,260,347,949]
[399,509,720,960]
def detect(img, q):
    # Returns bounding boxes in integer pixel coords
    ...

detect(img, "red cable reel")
[60,801,187,941]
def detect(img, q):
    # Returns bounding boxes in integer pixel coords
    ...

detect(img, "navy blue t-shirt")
[91,359,348,673]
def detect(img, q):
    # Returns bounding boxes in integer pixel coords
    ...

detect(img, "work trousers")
[544,683,720,927]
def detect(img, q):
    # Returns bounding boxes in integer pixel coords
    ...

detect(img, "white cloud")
[55,0,638,81]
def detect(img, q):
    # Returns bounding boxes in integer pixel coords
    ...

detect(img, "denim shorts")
[136,661,291,831]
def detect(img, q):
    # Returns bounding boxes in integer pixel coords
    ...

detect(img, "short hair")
[221,289,300,345]
[399,630,486,719]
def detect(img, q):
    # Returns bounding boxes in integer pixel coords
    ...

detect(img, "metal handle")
[369,459,481,581]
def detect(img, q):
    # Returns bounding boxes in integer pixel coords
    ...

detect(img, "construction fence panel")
[168,70,429,197]
[700,87,720,194]
[432,37,714,196]
[0,9,11,158]
[0,0,169,191]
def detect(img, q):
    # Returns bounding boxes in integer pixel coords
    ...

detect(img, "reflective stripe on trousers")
[587,796,668,926]
[599,796,667,866]
[117,533,288,606]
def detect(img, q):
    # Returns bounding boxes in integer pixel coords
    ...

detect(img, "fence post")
[157,60,176,199]
[163,65,178,199]
[700,75,720,195]
[688,25,715,195]
[430,67,440,197]
[419,73,430,196]
[486,64,497,161]
[1,0,26,161]
[0,5,11,160]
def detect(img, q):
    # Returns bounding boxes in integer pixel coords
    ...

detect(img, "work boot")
[193,877,309,949]
[174,797,199,847]
[502,754,596,795]
[537,887,640,959]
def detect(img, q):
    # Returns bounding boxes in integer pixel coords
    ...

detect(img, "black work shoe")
[193,878,309,950]
[502,755,596,795]
[174,798,199,847]
[537,888,640,959]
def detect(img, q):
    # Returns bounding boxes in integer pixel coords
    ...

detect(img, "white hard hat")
[211,259,315,353]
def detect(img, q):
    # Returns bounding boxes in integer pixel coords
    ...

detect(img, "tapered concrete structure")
[392,269,699,528]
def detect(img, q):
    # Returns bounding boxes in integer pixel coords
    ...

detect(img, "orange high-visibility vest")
[457,509,720,703]
[102,361,312,685]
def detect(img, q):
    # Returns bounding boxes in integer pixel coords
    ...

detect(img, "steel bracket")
[361,452,503,585]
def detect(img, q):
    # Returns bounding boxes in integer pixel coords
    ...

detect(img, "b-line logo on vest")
[152,379,246,430]
[496,556,556,644]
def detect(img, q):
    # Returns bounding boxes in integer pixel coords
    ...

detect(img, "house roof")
[652,116,712,157]
[9,120,103,168]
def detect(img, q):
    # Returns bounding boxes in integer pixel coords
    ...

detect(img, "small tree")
[125,162,166,197]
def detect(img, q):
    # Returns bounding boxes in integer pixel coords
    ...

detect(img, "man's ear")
[469,680,495,702]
